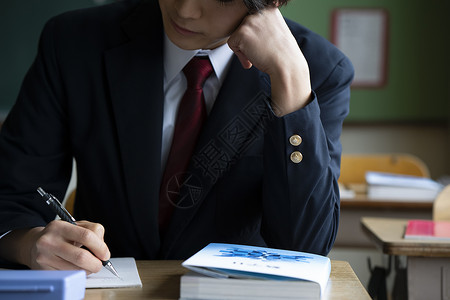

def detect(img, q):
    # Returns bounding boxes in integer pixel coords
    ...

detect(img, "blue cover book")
[181,243,331,298]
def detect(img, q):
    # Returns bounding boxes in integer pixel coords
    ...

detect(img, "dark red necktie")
[159,56,213,233]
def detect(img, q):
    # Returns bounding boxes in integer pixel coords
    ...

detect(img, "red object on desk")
[404,220,450,240]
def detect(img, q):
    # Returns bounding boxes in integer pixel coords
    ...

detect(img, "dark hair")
[243,0,291,13]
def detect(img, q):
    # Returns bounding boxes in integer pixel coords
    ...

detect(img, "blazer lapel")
[161,57,272,257]
[105,0,164,258]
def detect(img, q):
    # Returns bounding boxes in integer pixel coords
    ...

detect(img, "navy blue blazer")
[0,0,353,260]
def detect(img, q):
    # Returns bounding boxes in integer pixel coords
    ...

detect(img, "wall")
[281,0,450,123]
[341,123,449,179]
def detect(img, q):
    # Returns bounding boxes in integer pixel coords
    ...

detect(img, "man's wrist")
[0,227,43,268]
[269,70,312,116]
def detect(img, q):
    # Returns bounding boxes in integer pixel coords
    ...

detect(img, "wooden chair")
[339,153,430,185]
[64,189,76,215]
[433,185,450,221]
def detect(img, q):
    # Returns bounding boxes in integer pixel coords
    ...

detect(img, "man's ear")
[272,1,280,7]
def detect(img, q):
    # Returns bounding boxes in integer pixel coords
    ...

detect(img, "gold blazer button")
[289,134,302,146]
[290,151,303,163]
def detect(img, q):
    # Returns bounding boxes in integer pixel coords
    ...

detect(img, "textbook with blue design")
[180,243,331,300]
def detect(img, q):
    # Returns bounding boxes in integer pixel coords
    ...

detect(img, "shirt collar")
[163,34,234,86]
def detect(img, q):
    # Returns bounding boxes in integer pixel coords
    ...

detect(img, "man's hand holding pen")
[4,219,111,275]
[30,220,111,274]
[33,187,119,276]
[0,187,114,275]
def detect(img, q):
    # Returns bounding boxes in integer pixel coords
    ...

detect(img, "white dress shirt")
[161,35,234,172]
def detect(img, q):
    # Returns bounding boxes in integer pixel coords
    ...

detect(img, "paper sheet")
[86,257,142,288]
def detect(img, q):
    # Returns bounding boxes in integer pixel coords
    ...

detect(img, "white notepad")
[86,257,142,288]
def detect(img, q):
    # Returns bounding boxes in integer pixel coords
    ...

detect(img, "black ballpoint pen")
[37,187,119,277]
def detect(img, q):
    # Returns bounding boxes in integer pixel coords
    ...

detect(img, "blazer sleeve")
[260,53,354,255]
[0,17,73,235]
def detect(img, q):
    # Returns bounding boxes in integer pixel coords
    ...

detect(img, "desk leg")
[392,256,407,300]
[407,257,450,300]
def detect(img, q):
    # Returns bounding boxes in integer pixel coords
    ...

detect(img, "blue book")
[0,270,86,300]
[181,243,331,299]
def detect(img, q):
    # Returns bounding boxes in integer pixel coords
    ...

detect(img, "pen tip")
[105,261,120,278]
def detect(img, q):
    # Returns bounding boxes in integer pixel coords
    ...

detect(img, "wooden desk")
[361,217,450,300]
[84,260,370,299]
[342,196,433,210]
[336,194,432,248]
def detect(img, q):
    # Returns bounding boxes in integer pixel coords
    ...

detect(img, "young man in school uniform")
[0,0,353,274]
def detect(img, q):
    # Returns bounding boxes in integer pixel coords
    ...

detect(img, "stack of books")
[179,243,331,300]
[365,171,443,201]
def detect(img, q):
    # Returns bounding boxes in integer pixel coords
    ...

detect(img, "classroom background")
[1,0,449,296]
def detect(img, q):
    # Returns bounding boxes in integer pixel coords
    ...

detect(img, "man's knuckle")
[78,228,93,243]
[36,235,52,249]
[74,249,90,265]
[93,223,105,235]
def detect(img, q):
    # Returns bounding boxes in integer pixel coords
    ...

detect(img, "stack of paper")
[365,171,443,201]
[180,243,331,300]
